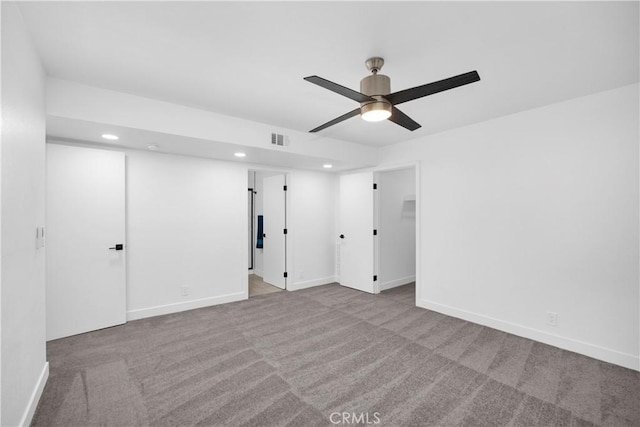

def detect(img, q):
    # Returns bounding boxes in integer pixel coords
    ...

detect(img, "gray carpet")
[32,283,639,426]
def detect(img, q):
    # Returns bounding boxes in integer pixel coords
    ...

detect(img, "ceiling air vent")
[271,133,289,147]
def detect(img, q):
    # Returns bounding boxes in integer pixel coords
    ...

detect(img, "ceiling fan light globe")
[361,109,391,122]
[361,100,392,122]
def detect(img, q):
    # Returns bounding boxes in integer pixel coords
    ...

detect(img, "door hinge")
[283,228,288,234]
[284,272,288,278]
[283,185,288,191]
[373,275,378,282]
[373,229,378,235]
[373,183,377,190]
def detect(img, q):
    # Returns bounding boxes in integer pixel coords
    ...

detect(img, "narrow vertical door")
[262,174,286,289]
[339,171,376,293]
[46,144,127,340]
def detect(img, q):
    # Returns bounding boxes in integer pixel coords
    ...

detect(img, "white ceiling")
[18,1,640,148]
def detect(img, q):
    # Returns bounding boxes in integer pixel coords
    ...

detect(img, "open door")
[339,171,376,294]
[262,174,287,289]
[46,144,126,340]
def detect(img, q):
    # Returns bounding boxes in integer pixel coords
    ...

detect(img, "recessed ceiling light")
[147,144,159,151]
[101,134,119,140]
[234,152,246,158]
[323,164,333,169]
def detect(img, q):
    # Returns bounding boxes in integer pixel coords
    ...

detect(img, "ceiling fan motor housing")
[360,73,390,97]
[360,74,392,117]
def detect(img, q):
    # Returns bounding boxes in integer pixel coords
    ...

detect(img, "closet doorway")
[337,166,417,299]
[376,166,417,303]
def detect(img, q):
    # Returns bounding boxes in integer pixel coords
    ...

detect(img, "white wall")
[288,171,339,290]
[125,150,248,319]
[379,84,639,370]
[48,143,338,322]
[377,168,416,290]
[0,2,49,425]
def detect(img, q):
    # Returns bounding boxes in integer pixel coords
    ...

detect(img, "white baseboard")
[418,298,639,371]
[380,275,416,291]
[288,276,338,291]
[127,292,247,321]
[19,362,49,427]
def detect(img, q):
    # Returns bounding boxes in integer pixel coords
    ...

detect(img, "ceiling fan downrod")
[360,57,392,121]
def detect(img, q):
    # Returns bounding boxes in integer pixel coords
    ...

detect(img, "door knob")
[339,234,344,239]
[109,244,124,250]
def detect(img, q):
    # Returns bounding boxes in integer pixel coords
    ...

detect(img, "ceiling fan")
[304,57,480,132]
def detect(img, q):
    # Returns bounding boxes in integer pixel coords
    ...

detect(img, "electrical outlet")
[546,311,558,327]
[181,286,189,296]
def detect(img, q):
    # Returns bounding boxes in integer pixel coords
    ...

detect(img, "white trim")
[127,292,247,321]
[414,162,421,306]
[19,362,49,427]
[373,171,380,294]
[348,161,420,175]
[380,275,416,291]
[374,163,419,297]
[418,298,640,371]
[373,161,420,173]
[288,276,337,291]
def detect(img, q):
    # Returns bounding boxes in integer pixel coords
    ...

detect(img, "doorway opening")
[376,166,417,303]
[248,170,288,297]
[337,165,418,301]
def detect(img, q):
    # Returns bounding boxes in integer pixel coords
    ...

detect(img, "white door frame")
[263,174,287,289]
[374,163,419,302]
[248,168,291,292]
[375,162,420,305]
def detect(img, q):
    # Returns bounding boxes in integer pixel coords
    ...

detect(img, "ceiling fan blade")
[309,108,361,133]
[388,106,421,131]
[304,75,375,103]
[385,71,480,105]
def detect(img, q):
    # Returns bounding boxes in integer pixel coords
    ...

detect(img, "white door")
[248,189,254,270]
[339,171,376,293]
[46,144,126,340]
[262,174,286,289]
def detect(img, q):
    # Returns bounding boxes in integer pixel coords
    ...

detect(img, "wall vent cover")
[271,133,289,147]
